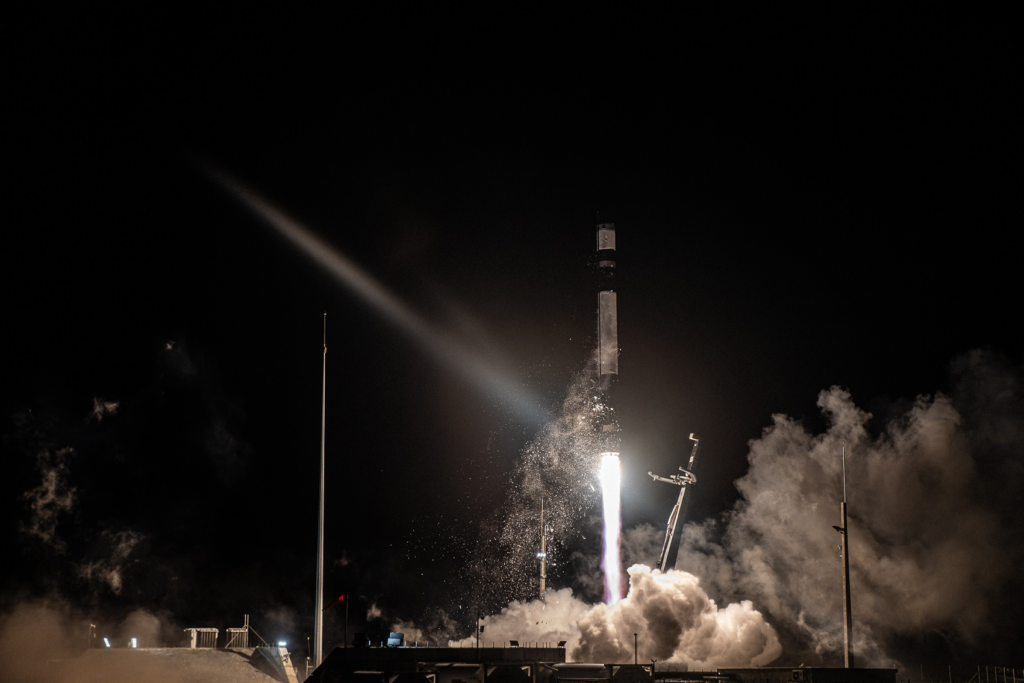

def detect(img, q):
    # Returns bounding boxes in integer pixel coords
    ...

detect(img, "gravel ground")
[39,647,289,683]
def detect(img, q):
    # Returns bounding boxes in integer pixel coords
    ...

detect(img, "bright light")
[130,638,137,648]
[600,452,623,604]
[278,641,287,647]
[103,638,111,648]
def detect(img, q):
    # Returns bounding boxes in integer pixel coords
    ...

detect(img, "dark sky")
[4,7,1021,667]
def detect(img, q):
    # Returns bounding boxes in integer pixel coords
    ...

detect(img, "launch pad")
[306,647,896,683]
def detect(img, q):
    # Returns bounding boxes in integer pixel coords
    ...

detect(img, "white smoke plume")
[451,566,780,666]
[451,588,588,649]
[21,446,76,550]
[88,397,119,422]
[677,350,1024,665]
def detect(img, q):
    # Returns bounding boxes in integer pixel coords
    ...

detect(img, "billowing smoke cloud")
[21,446,76,550]
[450,566,780,667]
[677,350,1024,665]
[0,601,85,683]
[574,566,780,666]
[118,608,165,648]
[0,602,181,682]
[451,588,588,650]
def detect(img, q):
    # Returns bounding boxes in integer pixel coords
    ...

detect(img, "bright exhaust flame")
[599,452,622,604]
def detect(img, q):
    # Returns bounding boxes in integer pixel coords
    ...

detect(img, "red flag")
[322,594,346,613]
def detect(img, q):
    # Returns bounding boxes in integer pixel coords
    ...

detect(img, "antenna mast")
[314,313,326,668]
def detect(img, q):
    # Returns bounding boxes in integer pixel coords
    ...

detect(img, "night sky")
[4,8,1021,670]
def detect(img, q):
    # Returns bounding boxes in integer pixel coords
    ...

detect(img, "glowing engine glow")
[599,452,622,604]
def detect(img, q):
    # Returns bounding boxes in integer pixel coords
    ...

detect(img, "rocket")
[594,221,620,452]
[596,222,618,388]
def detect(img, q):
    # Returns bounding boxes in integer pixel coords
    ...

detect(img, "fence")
[184,628,219,649]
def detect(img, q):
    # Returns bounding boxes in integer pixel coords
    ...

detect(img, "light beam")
[204,165,547,427]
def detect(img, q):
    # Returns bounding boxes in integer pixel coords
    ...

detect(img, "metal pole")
[841,444,854,668]
[314,313,327,667]
[634,633,638,665]
[540,499,547,597]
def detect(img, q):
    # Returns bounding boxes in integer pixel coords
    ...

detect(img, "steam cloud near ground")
[405,350,1023,666]
[450,565,781,667]
[0,602,182,683]
[677,349,1024,665]
[413,362,784,667]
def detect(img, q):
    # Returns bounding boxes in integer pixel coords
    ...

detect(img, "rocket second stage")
[593,221,620,452]
[596,223,618,386]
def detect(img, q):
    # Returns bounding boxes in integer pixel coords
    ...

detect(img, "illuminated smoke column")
[600,453,622,604]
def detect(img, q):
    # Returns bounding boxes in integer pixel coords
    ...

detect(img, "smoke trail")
[677,350,1024,665]
[600,454,622,604]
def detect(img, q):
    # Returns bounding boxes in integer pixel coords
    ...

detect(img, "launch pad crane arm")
[648,472,679,485]
[653,434,702,572]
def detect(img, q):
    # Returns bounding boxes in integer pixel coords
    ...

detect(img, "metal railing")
[185,628,219,649]
[899,664,1021,683]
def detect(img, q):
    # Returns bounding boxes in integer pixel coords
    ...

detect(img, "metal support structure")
[314,313,326,668]
[649,434,701,572]
[832,443,855,668]
[538,499,548,597]
[225,614,251,649]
